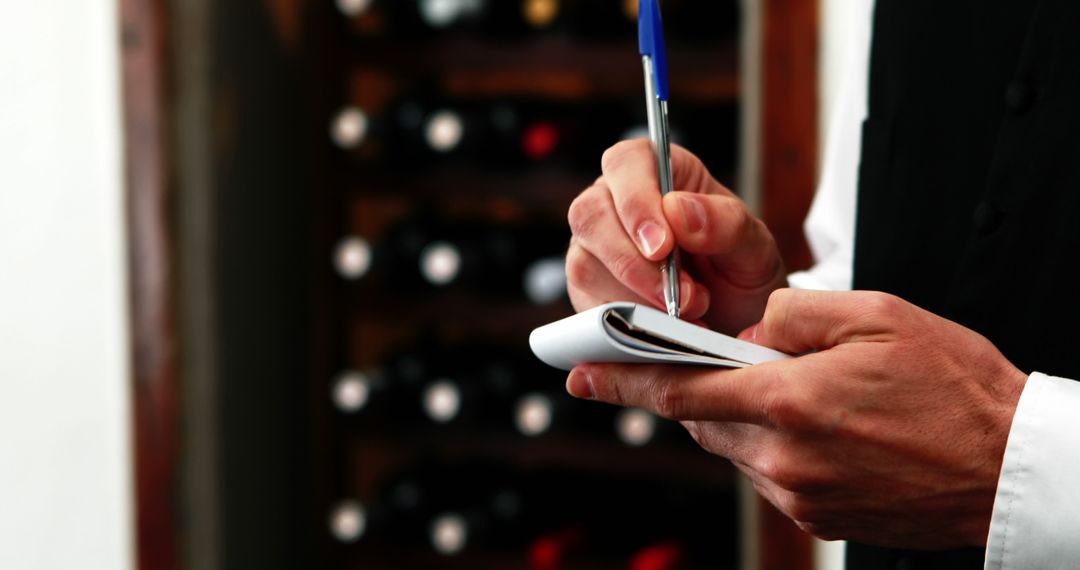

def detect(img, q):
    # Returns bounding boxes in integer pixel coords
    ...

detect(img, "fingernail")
[678,195,707,234]
[566,369,594,399]
[636,221,666,257]
[738,323,760,342]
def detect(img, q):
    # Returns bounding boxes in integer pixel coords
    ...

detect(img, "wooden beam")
[120,0,179,568]
[758,0,819,566]
[761,0,820,273]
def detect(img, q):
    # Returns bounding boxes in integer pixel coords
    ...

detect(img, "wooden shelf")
[343,37,738,103]
[341,433,736,501]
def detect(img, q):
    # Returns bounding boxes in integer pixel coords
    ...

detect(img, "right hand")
[566,139,786,335]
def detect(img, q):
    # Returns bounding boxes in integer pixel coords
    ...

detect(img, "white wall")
[0,2,132,569]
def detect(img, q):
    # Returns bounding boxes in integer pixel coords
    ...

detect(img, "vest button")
[1005,81,1034,113]
[972,201,1004,234]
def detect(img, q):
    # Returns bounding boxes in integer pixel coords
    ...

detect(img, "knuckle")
[563,242,594,291]
[762,390,815,432]
[652,380,687,420]
[719,197,751,237]
[760,288,796,338]
[601,139,648,174]
[774,489,825,527]
[764,287,794,317]
[756,451,803,494]
[857,291,904,320]
[606,375,627,406]
[567,189,605,238]
[606,251,640,287]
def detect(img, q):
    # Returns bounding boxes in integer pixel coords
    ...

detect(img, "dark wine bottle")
[415,344,559,428]
[613,408,694,448]
[334,338,565,431]
[336,0,491,38]
[512,389,619,439]
[330,336,450,424]
[336,0,629,40]
[338,0,736,43]
[330,97,655,171]
[333,210,570,304]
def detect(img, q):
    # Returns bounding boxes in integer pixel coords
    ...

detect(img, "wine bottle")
[512,389,618,438]
[336,0,490,39]
[413,218,569,301]
[415,344,558,428]
[330,337,451,425]
[334,338,564,431]
[333,211,571,304]
[627,541,688,570]
[337,0,736,43]
[329,97,653,171]
[336,0,627,40]
[613,408,693,448]
[331,459,524,548]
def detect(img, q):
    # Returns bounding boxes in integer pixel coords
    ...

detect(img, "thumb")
[739,289,903,354]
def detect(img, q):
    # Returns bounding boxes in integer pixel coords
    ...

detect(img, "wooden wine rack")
[120,1,819,569]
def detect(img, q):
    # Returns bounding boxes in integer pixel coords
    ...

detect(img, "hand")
[566,139,786,335]
[566,289,1028,549]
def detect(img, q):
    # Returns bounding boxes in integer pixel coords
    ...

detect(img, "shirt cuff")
[985,372,1080,570]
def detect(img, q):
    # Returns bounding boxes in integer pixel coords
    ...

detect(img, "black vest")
[850,1,1080,568]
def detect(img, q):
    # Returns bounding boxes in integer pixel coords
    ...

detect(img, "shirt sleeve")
[984,372,1080,570]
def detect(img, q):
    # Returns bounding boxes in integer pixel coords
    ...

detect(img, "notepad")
[529,302,790,371]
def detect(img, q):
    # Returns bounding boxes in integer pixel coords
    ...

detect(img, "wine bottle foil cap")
[523,0,560,28]
[332,370,371,413]
[335,0,374,17]
[330,107,369,149]
[524,256,567,305]
[430,512,468,555]
[329,500,367,543]
[423,379,461,423]
[333,236,372,280]
[419,241,462,285]
[515,392,554,436]
[420,0,484,28]
[424,109,465,152]
[616,408,657,447]
[617,408,656,446]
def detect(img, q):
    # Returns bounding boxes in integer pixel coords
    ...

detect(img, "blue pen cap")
[638,0,670,101]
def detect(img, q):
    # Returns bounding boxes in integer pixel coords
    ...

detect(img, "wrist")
[964,364,1028,547]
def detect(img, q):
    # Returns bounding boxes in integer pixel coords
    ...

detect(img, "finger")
[599,139,671,260]
[565,239,646,309]
[662,192,782,288]
[600,141,735,261]
[568,183,670,305]
[566,363,780,425]
[740,289,907,354]
[565,241,711,320]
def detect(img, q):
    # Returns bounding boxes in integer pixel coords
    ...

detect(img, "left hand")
[566,289,1028,548]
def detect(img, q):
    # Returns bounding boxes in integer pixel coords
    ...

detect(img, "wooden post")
[120,0,178,568]
[759,0,819,567]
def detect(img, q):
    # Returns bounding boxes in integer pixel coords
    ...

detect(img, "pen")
[639,0,680,318]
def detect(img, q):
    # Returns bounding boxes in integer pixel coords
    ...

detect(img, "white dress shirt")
[785,3,1080,567]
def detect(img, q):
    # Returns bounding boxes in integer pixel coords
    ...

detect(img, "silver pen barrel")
[642,56,681,318]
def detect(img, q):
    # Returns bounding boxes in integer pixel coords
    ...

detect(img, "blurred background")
[0,0,863,569]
